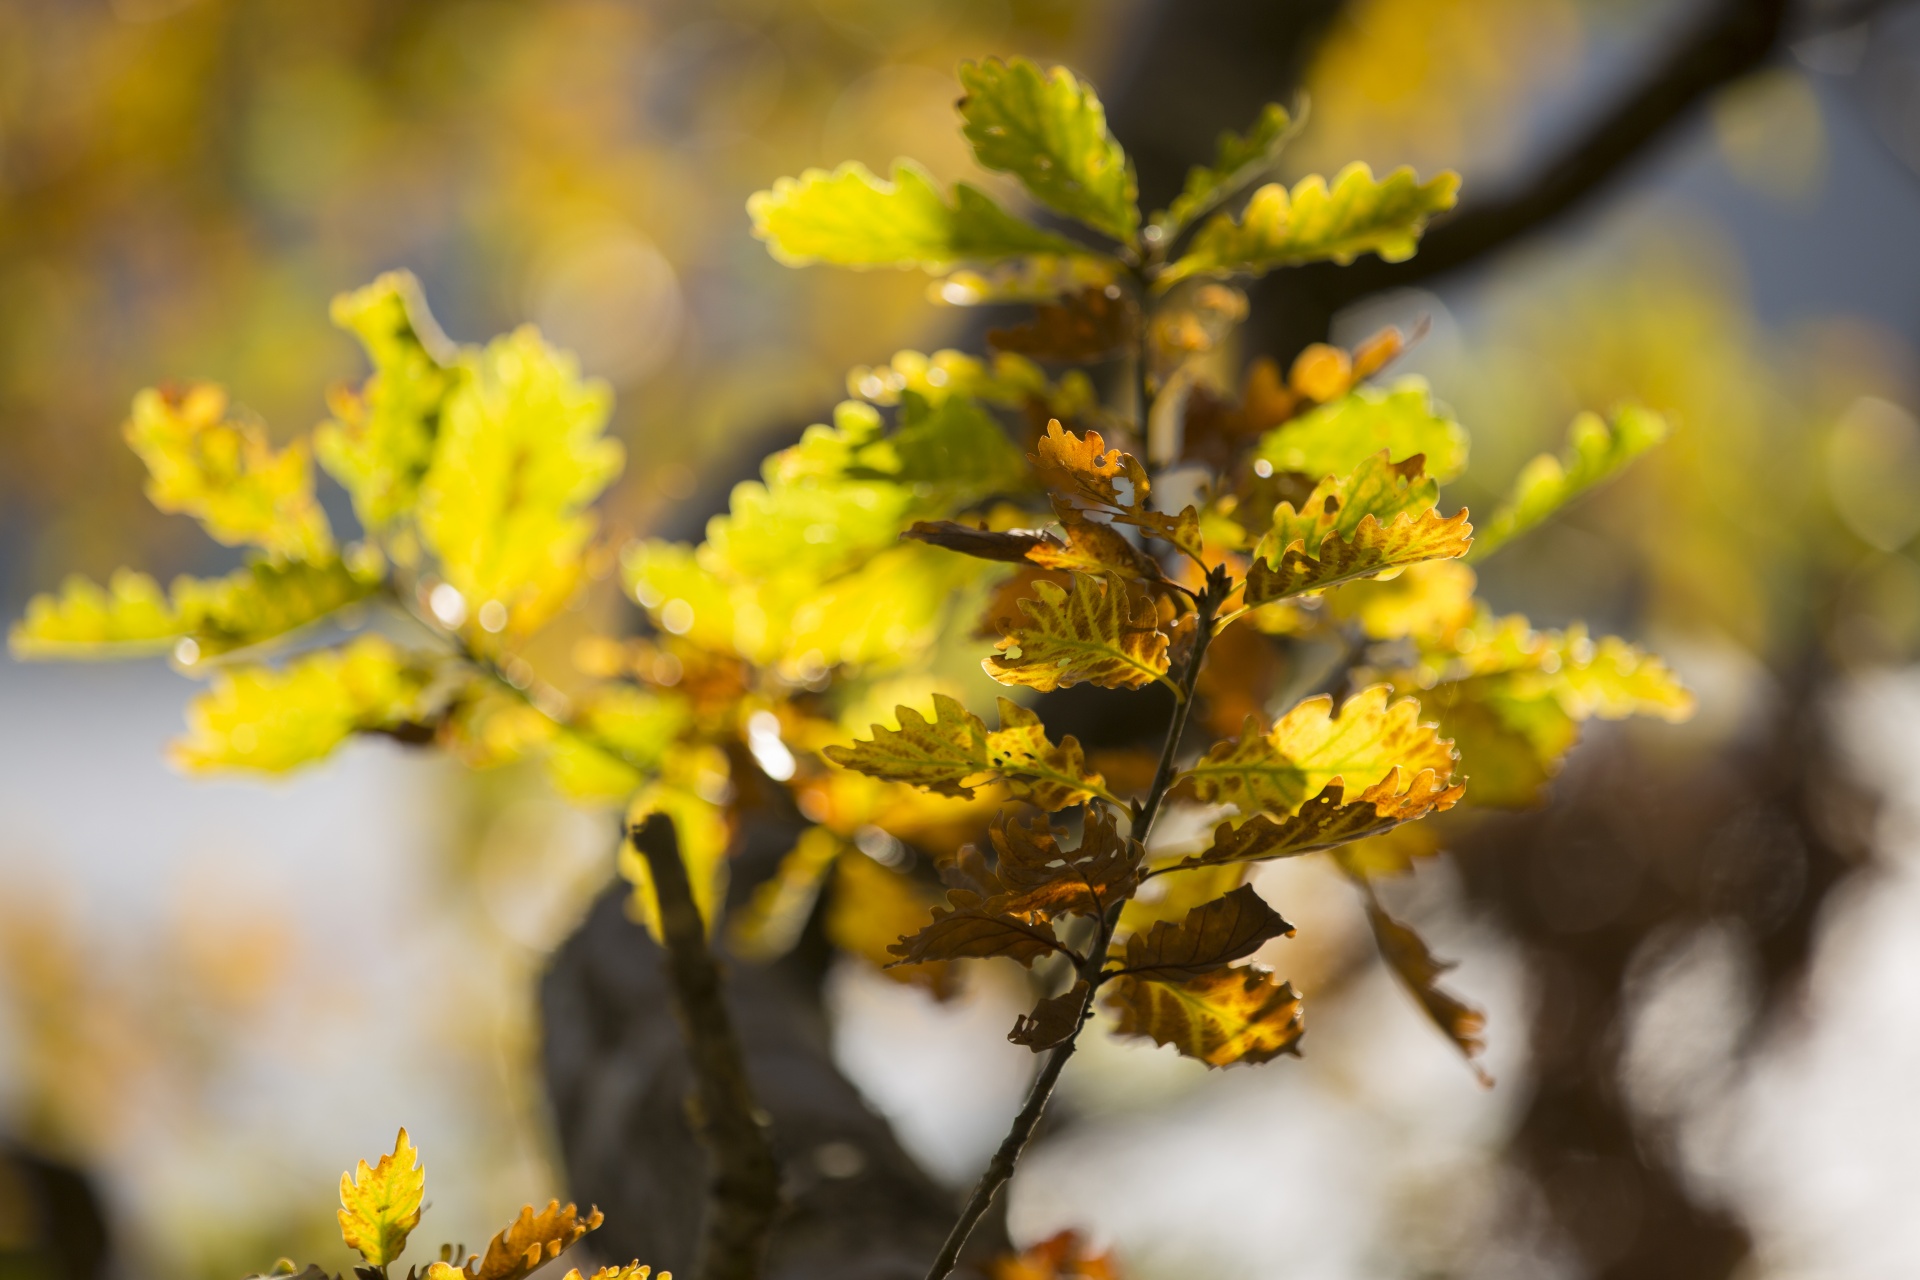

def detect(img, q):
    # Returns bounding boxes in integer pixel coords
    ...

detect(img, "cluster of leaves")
[257,1129,659,1280]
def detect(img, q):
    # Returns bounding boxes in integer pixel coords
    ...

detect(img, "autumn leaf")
[171,636,437,774]
[990,1231,1120,1280]
[337,1128,425,1267]
[1162,162,1459,284]
[886,896,1065,968]
[986,572,1171,692]
[1176,767,1463,868]
[1362,893,1488,1081]
[987,698,1114,810]
[1153,101,1299,239]
[988,806,1142,918]
[908,509,1160,585]
[1469,404,1669,562]
[1324,558,1477,642]
[1009,981,1089,1051]
[543,687,691,804]
[824,693,991,798]
[1119,862,1247,939]
[729,826,846,962]
[958,57,1138,243]
[748,160,1083,270]
[1179,684,1456,816]
[464,1201,604,1280]
[125,382,333,561]
[987,287,1138,361]
[1256,377,1469,483]
[558,1264,663,1280]
[316,270,455,531]
[416,326,621,639]
[1031,420,1149,515]
[1244,454,1472,603]
[828,850,958,999]
[1112,884,1290,981]
[1106,964,1304,1066]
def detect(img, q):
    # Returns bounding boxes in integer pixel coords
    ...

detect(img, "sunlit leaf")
[1154,102,1299,239]
[1106,964,1304,1066]
[1362,894,1487,1080]
[1031,420,1149,515]
[1162,162,1459,284]
[544,687,690,803]
[1112,883,1290,980]
[1324,558,1477,641]
[558,1264,661,1280]
[315,271,455,531]
[886,894,1065,968]
[1180,684,1456,816]
[125,382,333,561]
[1469,404,1669,561]
[1256,378,1469,483]
[728,825,846,962]
[1177,767,1463,868]
[1008,981,1088,1051]
[986,571,1172,692]
[464,1201,603,1280]
[986,805,1141,918]
[824,693,991,798]
[987,697,1113,810]
[1245,453,1473,603]
[337,1128,424,1267]
[827,849,958,999]
[417,327,620,638]
[748,160,1083,270]
[172,636,436,774]
[957,57,1138,243]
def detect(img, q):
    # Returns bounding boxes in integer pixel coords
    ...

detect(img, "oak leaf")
[987,698,1112,811]
[338,1128,425,1267]
[824,693,991,798]
[464,1201,603,1280]
[1363,895,1488,1081]
[1256,377,1469,484]
[958,58,1138,243]
[1179,684,1456,816]
[986,572,1171,692]
[1008,981,1089,1051]
[1113,884,1291,981]
[558,1265,663,1280]
[1106,964,1304,1067]
[886,897,1064,968]
[988,806,1142,918]
[1177,767,1462,867]
[1153,101,1299,239]
[1470,404,1668,562]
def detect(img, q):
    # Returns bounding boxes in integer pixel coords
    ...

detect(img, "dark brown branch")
[629,813,780,1280]
[1280,0,1791,317]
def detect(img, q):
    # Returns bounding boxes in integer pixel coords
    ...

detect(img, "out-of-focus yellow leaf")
[558,1264,661,1280]
[1177,766,1462,868]
[124,382,332,561]
[543,687,690,804]
[1362,893,1487,1081]
[1330,817,1445,880]
[1256,377,1469,483]
[1180,684,1456,816]
[989,1230,1120,1280]
[337,1128,424,1267]
[1154,102,1299,239]
[619,762,732,940]
[986,572,1171,692]
[1112,883,1290,980]
[827,850,958,999]
[441,686,557,770]
[728,825,846,962]
[316,271,456,532]
[463,1201,603,1280]
[1245,454,1472,603]
[1161,162,1458,285]
[1106,963,1304,1067]
[1469,404,1668,561]
[416,327,620,639]
[1324,558,1477,641]
[957,57,1138,244]
[1008,981,1089,1051]
[171,636,435,774]
[846,348,1093,419]
[748,160,1083,270]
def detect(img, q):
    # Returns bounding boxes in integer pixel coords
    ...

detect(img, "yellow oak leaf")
[1030,420,1147,515]
[1324,558,1478,642]
[1106,964,1304,1067]
[958,57,1138,243]
[1111,883,1291,981]
[827,848,959,999]
[465,1201,604,1280]
[986,698,1112,810]
[337,1128,425,1267]
[1179,685,1456,816]
[986,572,1171,692]
[560,1265,664,1280]
[1176,767,1463,868]
[824,694,991,798]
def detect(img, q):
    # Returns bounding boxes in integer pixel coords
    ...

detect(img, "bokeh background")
[5,1,1920,1277]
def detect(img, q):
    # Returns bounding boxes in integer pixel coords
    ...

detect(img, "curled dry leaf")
[465,1201,604,1280]
[1363,896,1489,1084]
[1009,981,1090,1051]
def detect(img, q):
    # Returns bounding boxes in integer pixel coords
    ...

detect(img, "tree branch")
[628,813,781,1280]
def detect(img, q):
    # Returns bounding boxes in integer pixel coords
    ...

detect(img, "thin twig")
[630,813,782,1280]
[923,572,1225,1280]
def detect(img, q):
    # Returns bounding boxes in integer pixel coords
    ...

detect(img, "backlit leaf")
[748,160,1082,270]
[728,825,845,962]
[1324,559,1477,641]
[1469,404,1669,561]
[337,1128,424,1267]
[1008,981,1088,1051]
[987,805,1141,918]
[1178,767,1463,868]
[827,850,958,999]
[986,572,1171,692]
[824,693,991,799]
[10,569,187,657]
[1256,378,1469,484]
[957,57,1138,243]
[1154,102,1299,239]
[465,1201,603,1280]
[1106,964,1304,1067]
[558,1264,661,1280]
[1363,895,1487,1080]
[125,383,332,561]
[1113,884,1290,980]
[1180,684,1456,816]
[1245,454,1473,602]
[886,896,1065,968]
[417,327,620,638]
[1162,162,1459,285]
[315,271,455,531]
[987,698,1113,810]
[544,687,690,803]
[172,636,436,774]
